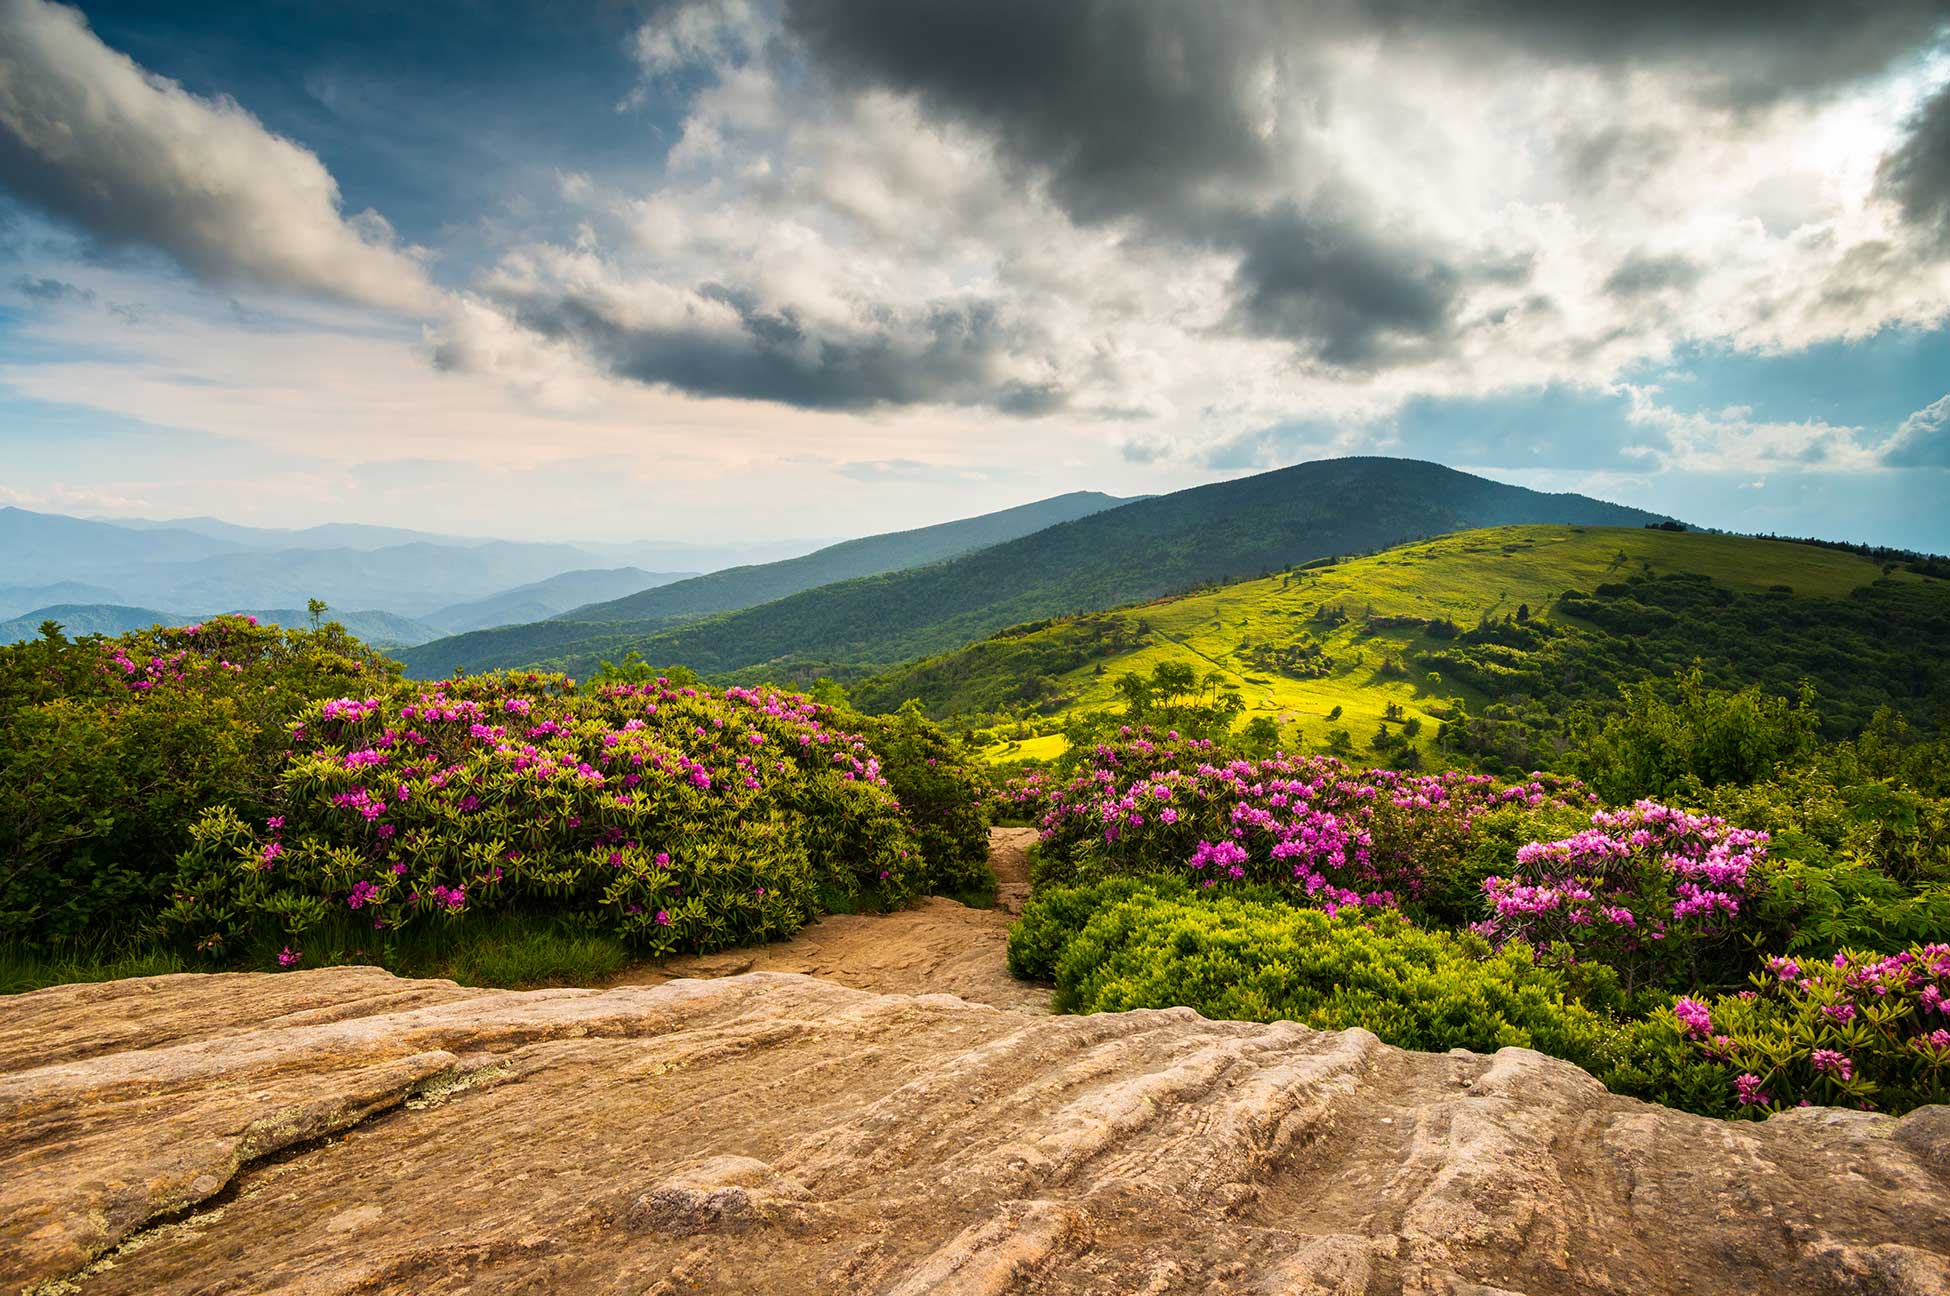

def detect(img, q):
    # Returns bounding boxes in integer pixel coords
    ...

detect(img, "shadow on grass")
[2,917,632,996]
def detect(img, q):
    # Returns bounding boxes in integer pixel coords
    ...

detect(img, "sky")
[2,0,1948,550]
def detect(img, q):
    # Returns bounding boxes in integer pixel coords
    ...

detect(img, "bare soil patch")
[613,827,1047,1012]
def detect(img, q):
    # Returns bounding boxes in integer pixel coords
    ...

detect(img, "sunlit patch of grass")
[4,916,637,995]
[963,526,1893,764]
[982,732,1070,764]
[436,926,631,989]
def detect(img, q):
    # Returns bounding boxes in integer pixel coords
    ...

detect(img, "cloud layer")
[420,0,1950,454]
[0,0,433,311]
[0,0,1947,550]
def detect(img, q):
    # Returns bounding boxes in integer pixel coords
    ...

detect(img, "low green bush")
[847,701,994,902]
[1016,880,1611,1072]
[1007,875,1183,980]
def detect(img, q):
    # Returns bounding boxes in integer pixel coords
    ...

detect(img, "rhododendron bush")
[1,615,397,948]
[1004,729,1950,1116]
[1476,801,1771,992]
[1608,944,1950,1116]
[167,673,961,961]
[1011,728,1594,924]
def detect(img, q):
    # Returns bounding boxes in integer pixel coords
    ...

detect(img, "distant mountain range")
[89,513,825,572]
[396,491,1133,675]
[0,490,1134,654]
[0,507,701,622]
[397,458,1670,681]
[0,581,127,620]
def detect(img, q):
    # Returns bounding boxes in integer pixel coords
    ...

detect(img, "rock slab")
[3,967,1947,1294]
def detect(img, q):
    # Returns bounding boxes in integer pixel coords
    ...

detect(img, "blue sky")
[2,0,1948,549]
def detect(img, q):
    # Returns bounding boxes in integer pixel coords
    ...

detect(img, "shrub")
[1015,729,1592,916]
[0,615,397,949]
[1570,669,1822,802]
[1007,875,1181,980]
[164,674,926,965]
[1607,944,1950,1117]
[847,701,993,900]
[1688,764,1950,956]
[1477,801,1772,994]
[1023,881,1610,1072]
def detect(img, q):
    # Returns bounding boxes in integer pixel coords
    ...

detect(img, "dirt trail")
[615,826,1046,1012]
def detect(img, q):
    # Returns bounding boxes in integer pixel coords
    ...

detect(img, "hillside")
[408,458,1664,682]
[398,490,1132,675]
[421,567,695,634]
[853,525,1950,765]
[0,604,182,642]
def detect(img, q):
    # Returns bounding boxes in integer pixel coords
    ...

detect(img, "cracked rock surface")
[4,966,1948,1294]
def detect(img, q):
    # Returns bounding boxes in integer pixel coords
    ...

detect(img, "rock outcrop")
[4,967,1947,1294]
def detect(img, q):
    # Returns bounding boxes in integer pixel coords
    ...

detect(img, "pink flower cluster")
[1016,728,1591,916]
[1478,801,1768,979]
[1669,942,1950,1114]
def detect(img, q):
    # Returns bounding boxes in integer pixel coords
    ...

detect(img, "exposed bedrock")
[2,968,1945,1294]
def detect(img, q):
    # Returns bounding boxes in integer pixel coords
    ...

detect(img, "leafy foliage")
[0,614,398,948]
[1012,729,1593,921]
[1003,694,1950,1116]
[1438,572,1949,773]
[1012,878,1611,1072]
[1567,670,1821,802]
[1608,946,1950,1117]
[846,701,995,902]
[1477,800,1772,994]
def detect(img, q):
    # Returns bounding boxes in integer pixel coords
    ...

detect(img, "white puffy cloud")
[1883,393,1950,465]
[0,0,435,312]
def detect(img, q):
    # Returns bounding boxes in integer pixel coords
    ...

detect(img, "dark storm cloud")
[451,284,1066,415]
[787,0,1286,225]
[1880,81,1950,245]
[1225,205,1461,367]
[786,0,1480,366]
[783,0,1947,373]
[786,1,1950,208]
[1376,1,1950,102]
[1602,253,1704,299]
